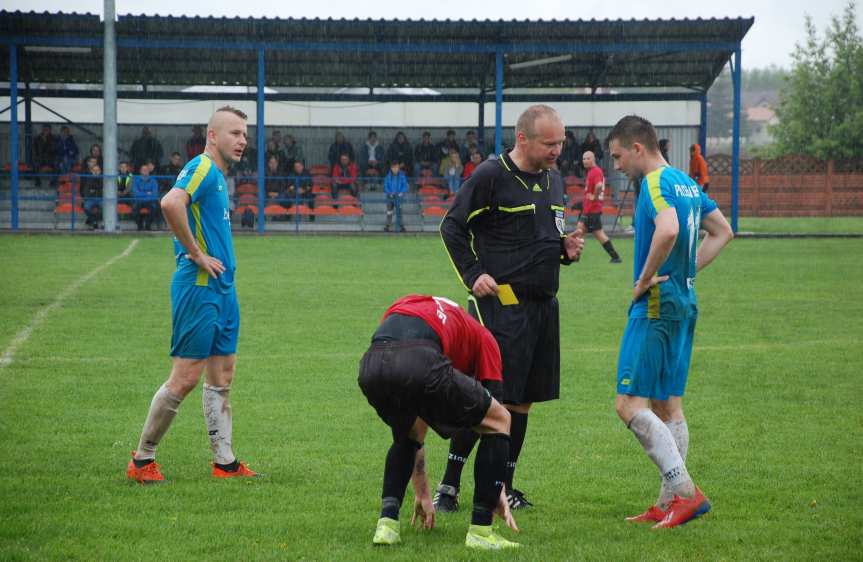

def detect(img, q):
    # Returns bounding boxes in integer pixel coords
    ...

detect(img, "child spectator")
[384,161,408,232]
[132,161,159,231]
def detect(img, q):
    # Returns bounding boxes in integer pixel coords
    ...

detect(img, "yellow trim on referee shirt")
[647,284,661,319]
[439,215,472,293]
[184,155,212,198]
[551,205,566,212]
[190,202,209,287]
[498,204,536,213]
[646,167,670,213]
[467,206,490,222]
[498,155,531,191]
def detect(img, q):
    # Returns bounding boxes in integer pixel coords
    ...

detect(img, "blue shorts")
[616,315,696,400]
[170,284,240,359]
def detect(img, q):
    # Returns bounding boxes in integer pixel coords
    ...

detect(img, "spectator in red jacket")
[462,150,482,180]
[689,143,710,192]
[332,153,359,199]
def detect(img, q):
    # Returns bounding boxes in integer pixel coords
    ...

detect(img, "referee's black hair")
[607,115,659,152]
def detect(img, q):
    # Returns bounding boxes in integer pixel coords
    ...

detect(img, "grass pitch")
[0,233,861,561]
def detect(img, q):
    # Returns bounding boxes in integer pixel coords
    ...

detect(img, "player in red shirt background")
[579,150,622,263]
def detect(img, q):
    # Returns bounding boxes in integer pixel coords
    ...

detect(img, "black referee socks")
[381,439,422,520]
[506,412,529,490]
[472,433,511,526]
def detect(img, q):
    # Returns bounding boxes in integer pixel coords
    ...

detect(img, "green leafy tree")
[772,1,863,159]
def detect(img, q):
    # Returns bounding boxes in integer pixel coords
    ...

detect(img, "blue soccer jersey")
[630,166,718,320]
[171,154,236,293]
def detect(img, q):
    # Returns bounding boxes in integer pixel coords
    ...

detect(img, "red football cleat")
[126,451,165,484]
[652,487,711,529]
[625,505,667,523]
[212,461,258,478]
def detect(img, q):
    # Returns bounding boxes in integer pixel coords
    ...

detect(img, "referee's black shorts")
[469,294,560,405]
[580,212,604,233]
[357,340,493,443]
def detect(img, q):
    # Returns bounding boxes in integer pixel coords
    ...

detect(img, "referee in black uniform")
[434,105,585,511]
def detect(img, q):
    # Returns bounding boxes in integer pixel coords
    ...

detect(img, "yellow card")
[497,284,519,306]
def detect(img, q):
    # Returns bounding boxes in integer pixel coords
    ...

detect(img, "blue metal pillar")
[10,45,19,230]
[24,83,32,168]
[495,50,503,155]
[730,48,742,233]
[478,91,485,154]
[256,47,266,234]
[699,93,708,157]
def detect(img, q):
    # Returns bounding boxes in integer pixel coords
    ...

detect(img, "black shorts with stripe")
[358,340,493,443]
[468,294,560,405]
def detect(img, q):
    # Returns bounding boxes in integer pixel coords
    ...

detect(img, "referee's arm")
[440,171,492,292]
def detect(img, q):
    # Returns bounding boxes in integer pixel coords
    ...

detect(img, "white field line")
[0,239,139,369]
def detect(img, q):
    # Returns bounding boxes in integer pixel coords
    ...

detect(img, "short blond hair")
[515,105,560,139]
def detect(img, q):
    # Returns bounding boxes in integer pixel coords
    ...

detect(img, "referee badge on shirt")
[554,208,565,235]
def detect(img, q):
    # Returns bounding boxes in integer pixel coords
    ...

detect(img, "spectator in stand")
[185,125,206,160]
[689,143,710,193]
[287,159,314,210]
[130,126,164,170]
[580,131,604,170]
[265,155,287,204]
[439,147,463,196]
[235,143,257,175]
[414,131,438,177]
[57,126,79,174]
[462,150,482,180]
[132,160,159,231]
[159,152,184,197]
[387,132,414,177]
[80,163,103,229]
[383,161,408,233]
[328,131,355,168]
[557,130,581,177]
[659,139,671,165]
[282,134,304,173]
[437,129,460,163]
[460,130,481,162]
[84,143,104,170]
[32,124,59,186]
[264,140,283,173]
[359,131,385,179]
[332,153,359,199]
[117,160,133,204]
[270,129,283,152]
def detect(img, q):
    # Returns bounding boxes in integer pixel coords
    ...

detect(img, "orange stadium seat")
[338,205,363,216]
[313,205,337,216]
[422,206,447,217]
[264,204,287,217]
[310,165,330,176]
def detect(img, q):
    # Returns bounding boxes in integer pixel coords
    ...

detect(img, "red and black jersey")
[382,295,503,382]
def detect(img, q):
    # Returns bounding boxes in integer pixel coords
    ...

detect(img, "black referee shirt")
[441,151,573,299]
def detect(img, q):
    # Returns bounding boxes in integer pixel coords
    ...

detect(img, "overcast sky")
[7,0,861,69]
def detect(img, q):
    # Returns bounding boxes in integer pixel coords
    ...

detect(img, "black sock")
[506,412,529,490]
[472,433,510,526]
[441,428,480,489]
[602,240,620,260]
[133,457,154,469]
[215,459,240,472]
[380,439,421,520]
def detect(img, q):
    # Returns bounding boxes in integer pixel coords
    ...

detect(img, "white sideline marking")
[0,239,139,370]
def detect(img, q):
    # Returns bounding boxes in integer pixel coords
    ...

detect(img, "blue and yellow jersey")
[170,154,236,293]
[630,166,718,320]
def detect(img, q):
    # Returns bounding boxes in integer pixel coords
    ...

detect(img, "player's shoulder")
[470,159,506,183]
